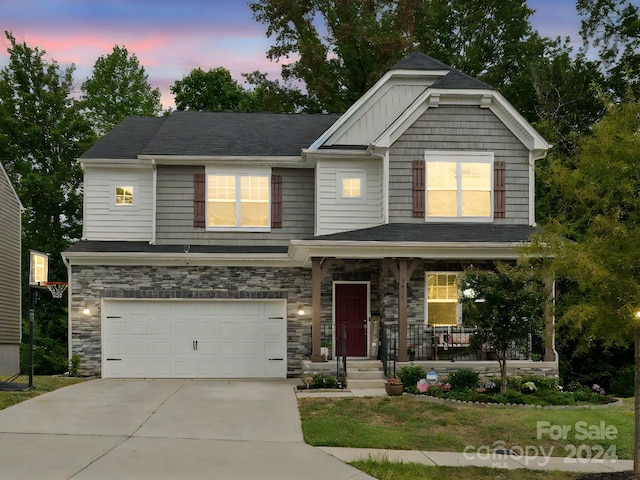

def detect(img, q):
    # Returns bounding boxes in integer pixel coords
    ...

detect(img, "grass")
[0,375,82,410]
[350,460,584,480]
[300,396,634,477]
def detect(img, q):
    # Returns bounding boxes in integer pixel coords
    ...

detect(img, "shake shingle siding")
[389,106,529,225]
[155,166,315,246]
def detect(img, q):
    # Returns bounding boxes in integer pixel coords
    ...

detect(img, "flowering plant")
[407,344,415,353]
[592,384,606,395]
[386,377,402,385]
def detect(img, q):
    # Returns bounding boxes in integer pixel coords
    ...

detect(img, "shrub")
[520,375,558,391]
[610,365,634,397]
[311,373,338,389]
[69,353,81,377]
[396,365,426,393]
[447,369,479,391]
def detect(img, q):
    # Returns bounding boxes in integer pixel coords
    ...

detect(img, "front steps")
[345,359,386,389]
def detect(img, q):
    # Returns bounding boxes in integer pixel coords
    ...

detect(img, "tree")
[537,100,640,473]
[459,263,546,394]
[250,0,548,114]
[170,67,246,111]
[239,71,322,113]
[578,0,640,100]
[81,45,162,135]
[0,31,96,373]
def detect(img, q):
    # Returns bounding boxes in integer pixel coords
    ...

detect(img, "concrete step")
[347,370,386,380]
[346,360,384,370]
[346,378,387,389]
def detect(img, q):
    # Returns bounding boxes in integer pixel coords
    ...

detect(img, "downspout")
[151,159,157,245]
[529,151,536,227]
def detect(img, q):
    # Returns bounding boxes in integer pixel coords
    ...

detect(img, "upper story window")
[114,186,134,206]
[337,169,366,202]
[206,167,270,230]
[425,151,493,222]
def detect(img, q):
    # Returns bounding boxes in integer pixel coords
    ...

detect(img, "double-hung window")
[426,272,460,325]
[425,151,493,221]
[207,167,270,230]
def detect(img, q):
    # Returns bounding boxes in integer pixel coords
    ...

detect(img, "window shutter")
[193,173,206,228]
[271,174,283,228]
[413,160,425,217]
[494,161,506,219]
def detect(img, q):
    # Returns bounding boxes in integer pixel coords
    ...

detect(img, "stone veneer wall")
[71,265,313,377]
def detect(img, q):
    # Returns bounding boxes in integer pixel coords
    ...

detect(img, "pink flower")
[417,379,429,393]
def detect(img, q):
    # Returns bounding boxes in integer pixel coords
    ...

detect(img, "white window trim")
[336,169,367,203]
[109,182,137,211]
[205,166,271,232]
[424,150,494,223]
[424,271,462,326]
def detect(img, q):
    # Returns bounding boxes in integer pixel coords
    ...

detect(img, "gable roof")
[391,52,492,89]
[391,51,451,71]
[81,111,340,160]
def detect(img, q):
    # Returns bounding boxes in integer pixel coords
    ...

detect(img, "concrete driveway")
[0,379,374,480]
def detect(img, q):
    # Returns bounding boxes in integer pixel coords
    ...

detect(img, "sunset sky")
[1,0,584,109]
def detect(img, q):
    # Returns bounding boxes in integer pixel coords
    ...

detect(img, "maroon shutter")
[193,173,206,228]
[494,161,506,219]
[413,160,425,217]
[271,174,282,228]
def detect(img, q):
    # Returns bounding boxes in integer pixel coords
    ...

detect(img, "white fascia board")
[138,155,310,168]
[62,251,297,268]
[301,146,383,161]
[79,157,154,168]
[375,88,550,157]
[308,69,449,151]
[289,240,529,267]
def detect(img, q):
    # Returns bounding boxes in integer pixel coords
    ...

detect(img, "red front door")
[335,284,368,357]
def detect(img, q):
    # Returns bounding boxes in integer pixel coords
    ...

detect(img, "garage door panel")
[102,300,287,378]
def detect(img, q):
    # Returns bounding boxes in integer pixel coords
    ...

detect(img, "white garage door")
[102,300,287,378]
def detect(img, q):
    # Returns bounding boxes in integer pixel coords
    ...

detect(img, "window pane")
[240,176,269,227]
[115,186,133,205]
[427,162,456,189]
[428,303,458,325]
[461,163,490,189]
[208,176,237,226]
[462,191,491,216]
[342,178,361,197]
[427,191,457,216]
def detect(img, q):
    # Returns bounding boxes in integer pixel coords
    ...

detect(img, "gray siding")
[0,165,21,368]
[389,106,530,225]
[155,166,315,246]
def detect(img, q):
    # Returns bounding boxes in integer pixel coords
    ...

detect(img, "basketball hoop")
[44,282,68,298]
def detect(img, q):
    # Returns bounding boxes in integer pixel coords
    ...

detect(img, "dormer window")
[337,169,366,202]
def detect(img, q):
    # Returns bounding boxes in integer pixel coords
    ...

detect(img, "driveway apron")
[0,379,374,480]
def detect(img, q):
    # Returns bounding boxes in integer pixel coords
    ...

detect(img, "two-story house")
[0,160,22,376]
[62,52,553,379]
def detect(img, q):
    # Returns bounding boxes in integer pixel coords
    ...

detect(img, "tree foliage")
[460,263,546,394]
[81,45,162,135]
[170,67,246,111]
[0,31,96,373]
[578,0,640,100]
[250,0,548,114]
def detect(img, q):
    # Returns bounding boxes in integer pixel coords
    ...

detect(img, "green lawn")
[0,376,82,410]
[298,395,634,479]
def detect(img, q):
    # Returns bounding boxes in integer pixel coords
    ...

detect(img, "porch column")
[311,257,335,362]
[543,274,557,362]
[385,259,421,362]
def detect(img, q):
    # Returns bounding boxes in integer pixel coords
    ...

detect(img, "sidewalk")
[296,387,634,475]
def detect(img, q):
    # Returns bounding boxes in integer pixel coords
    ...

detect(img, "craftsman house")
[0,161,22,376]
[63,52,555,380]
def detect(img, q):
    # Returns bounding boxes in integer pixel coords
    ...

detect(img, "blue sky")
[1,0,584,109]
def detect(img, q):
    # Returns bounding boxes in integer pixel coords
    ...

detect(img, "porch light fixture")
[297,304,305,316]
[82,303,91,316]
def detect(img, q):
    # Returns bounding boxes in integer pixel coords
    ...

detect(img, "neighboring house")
[63,52,554,379]
[0,161,22,376]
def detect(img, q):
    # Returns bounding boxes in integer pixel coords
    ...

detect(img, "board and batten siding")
[327,81,431,146]
[155,166,315,246]
[0,163,21,374]
[83,166,154,241]
[315,158,383,236]
[389,106,530,225]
